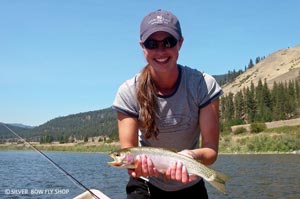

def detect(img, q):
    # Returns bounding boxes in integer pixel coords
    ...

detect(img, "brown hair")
[137,65,159,139]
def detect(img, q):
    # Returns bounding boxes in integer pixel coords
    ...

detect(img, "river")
[0,151,299,199]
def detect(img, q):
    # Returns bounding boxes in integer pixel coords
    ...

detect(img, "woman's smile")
[155,57,169,63]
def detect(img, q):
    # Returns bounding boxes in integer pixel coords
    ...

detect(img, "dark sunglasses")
[143,36,178,50]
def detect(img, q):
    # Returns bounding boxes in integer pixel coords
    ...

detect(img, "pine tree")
[273,82,286,120]
[287,80,296,118]
[222,93,235,121]
[295,76,300,112]
[262,79,272,121]
[234,90,245,122]
[248,59,254,69]
[255,79,264,121]
[242,82,256,123]
[255,56,261,64]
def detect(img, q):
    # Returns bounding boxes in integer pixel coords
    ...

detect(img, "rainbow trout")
[107,147,229,194]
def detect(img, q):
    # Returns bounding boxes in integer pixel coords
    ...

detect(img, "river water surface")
[0,151,299,199]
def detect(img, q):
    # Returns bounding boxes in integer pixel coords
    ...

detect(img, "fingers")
[129,155,158,178]
[165,161,195,184]
[129,155,197,184]
[181,165,189,184]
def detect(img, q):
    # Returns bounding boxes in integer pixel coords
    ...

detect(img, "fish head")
[107,149,137,169]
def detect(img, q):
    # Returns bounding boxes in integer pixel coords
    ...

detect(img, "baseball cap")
[140,9,182,42]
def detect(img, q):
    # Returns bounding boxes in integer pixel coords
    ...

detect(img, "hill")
[0,123,29,138]
[0,108,118,141]
[222,45,300,95]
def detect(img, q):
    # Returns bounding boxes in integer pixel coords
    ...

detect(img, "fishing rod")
[1,122,101,199]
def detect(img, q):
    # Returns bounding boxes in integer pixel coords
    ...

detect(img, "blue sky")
[1,0,299,126]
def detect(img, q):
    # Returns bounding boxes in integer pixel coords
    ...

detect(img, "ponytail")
[137,65,159,139]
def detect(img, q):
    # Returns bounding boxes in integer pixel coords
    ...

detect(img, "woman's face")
[140,31,183,73]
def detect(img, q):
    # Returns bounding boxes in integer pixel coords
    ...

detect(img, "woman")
[112,9,223,199]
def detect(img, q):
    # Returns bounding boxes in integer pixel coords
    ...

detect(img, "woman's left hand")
[164,150,198,183]
[164,161,198,184]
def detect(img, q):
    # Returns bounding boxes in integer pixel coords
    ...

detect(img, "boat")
[74,189,111,199]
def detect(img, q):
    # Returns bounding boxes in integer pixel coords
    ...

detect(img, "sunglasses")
[143,36,178,50]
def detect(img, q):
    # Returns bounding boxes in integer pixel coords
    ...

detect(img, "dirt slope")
[222,45,300,95]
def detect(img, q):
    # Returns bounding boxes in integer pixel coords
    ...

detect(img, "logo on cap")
[148,15,171,25]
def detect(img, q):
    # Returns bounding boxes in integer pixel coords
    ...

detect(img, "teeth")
[156,58,168,62]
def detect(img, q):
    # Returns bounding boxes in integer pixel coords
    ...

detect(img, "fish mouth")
[107,160,137,169]
[107,161,123,167]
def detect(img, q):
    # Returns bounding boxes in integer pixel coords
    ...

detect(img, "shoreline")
[0,141,120,153]
[0,143,299,155]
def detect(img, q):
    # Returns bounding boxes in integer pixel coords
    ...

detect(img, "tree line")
[215,57,265,86]
[0,108,118,143]
[35,108,119,143]
[220,75,300,131]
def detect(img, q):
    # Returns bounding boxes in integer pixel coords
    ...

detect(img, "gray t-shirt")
[112,64,223,191]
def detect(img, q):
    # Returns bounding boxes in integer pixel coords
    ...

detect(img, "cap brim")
[141,26,180,42]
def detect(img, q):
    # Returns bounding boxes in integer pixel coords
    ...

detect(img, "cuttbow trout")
[107,147,229,194]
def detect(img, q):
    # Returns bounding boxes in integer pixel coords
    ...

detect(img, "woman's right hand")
[127,155,159,178]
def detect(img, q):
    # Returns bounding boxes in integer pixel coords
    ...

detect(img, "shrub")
[233,127,247,135]
[250,123,266,133]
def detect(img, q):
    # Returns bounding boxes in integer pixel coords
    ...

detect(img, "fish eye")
[114,152,120,157]
[110,151,119,157]
[113,152,120,156]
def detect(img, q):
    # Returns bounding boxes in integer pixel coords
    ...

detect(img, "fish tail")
[208,171,230,194]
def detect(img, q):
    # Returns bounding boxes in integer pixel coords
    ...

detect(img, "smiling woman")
[112,9,223,199]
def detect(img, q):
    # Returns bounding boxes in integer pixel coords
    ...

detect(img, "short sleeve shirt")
[112,64,223,191]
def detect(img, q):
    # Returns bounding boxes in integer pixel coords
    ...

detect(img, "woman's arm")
[165,99,220,183]
[192,98,220,165]
[117,112,159,178]
[117,112,139,148]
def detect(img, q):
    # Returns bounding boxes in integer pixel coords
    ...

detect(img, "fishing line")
[1,122,101,199]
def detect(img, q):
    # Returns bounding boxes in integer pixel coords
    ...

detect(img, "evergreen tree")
[262,79,272,121]
[255,56,261,64]
[272,82,286,120]
[248,59,254,69]
[245,82,256,122]
[222,93,235,121]
[255,79,264,121]
[295,75,300,110]
[234,90,245,122]
[287,80,296,118]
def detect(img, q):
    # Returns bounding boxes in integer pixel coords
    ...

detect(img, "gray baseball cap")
[140,9,182,42]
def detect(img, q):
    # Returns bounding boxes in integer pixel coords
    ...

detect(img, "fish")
[107,147,229,194]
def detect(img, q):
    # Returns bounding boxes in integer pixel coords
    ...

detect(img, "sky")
[1,0,299,126]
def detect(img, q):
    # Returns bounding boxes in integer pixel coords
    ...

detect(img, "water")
[208,154,300,199]
[0,151,299,199]
[0,151,128,199]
